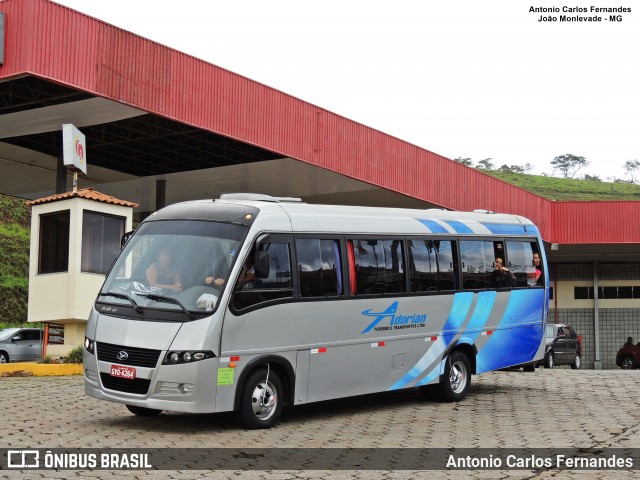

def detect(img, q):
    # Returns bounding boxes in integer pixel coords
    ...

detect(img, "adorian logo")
[361,301,427,334]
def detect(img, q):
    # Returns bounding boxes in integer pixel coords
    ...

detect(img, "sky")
[54,0,639,182]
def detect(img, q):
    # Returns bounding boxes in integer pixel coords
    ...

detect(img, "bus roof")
[149,194,539,237]
[221,194,538,237]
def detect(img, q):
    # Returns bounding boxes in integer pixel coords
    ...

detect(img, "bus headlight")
[84,337,94,354]
[163,350,214,365]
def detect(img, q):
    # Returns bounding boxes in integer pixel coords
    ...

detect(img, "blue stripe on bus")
[441,292,475,344]
[480,223,527,235]
[414,290,497,387]
[389,291,502,391]
[416,219,449,233]
[475,289,545,373]
[464,290,497,333]
[526,224,540,236]
[443,220,474,234]
[388,292,474,390]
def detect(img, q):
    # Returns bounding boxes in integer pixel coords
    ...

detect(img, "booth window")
[81,211,126,274]
[38,210,70,274]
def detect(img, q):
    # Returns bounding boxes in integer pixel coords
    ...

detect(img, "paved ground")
[1,369,639,479]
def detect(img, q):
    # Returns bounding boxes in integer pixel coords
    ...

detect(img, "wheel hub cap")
[251,382,277,420]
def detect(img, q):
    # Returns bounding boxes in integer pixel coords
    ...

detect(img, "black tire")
[126,405,162,416]
[544,352,554,369]
[240,367,283,429]
[621,356,635,370]
[570,354,581,370]
[436,351,471,402]
[523,364,536,372]
[0,351,8,364]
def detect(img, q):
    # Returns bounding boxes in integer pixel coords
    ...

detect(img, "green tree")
[584,174,602,182]
[624,159,640,184]
[497,164,526,173]
[477,158,494,170]
[550,154,589,178]
[454,157,473,167]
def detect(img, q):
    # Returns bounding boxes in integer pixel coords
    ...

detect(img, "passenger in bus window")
[491,257,516,288]
[204,244,230,288]
[146,248,182,292]
[235,253,256,290]
[533,252,543,285]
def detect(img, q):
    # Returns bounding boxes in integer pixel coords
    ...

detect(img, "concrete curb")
[0,362,83,377]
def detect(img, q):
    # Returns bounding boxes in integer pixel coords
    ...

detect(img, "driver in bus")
[146,248,183,292]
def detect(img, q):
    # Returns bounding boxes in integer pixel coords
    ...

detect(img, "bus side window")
[349,238,405,295]
[407,239,457,292]
[505,240,540,287]
[295,238,343,297]
[252,243,292,289]
[231,241,293,312]
[459,240,495,290]
[506,240,528,287]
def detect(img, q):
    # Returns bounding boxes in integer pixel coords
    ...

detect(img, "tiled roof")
[26,188,139,208]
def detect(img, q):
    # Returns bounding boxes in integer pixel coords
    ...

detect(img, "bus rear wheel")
[437,351,471,402]
[240,367,283,429]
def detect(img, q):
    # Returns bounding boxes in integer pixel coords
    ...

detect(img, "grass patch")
[484,171,640,201]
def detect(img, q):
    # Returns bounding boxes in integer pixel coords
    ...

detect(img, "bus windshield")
[99,220,246,317]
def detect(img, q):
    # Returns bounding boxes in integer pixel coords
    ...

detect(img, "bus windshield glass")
[99,220,246,316]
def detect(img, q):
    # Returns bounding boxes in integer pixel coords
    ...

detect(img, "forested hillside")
[0,194,30,324]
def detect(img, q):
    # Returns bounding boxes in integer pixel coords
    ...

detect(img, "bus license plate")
[110,365,136,380]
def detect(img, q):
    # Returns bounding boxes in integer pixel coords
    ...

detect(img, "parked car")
[0,327,44,363]
[542,323,582,369]
[616,341,640,369]
[0,327,64,363]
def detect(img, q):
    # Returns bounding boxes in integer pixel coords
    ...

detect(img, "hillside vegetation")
[484,171,640,201]
[1,174,640,325]
[0,194,31,324]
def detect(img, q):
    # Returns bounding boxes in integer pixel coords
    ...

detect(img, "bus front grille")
[100,373,151,395]
[96,342,161,368]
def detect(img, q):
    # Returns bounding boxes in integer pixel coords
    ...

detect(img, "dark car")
[542,323,582,369]
[616,341,640,369]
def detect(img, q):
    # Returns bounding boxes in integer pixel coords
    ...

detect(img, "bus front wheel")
[437,351,471,402]
[240,367,283,429]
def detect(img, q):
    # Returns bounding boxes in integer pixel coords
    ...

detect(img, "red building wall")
[0,0,638,245]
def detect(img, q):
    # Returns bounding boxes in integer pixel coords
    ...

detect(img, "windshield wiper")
[135,293,194,320]
[98,292,143,314]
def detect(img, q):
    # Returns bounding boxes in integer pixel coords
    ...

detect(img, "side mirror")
[121,230,134,250]
[254,251,270,278]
